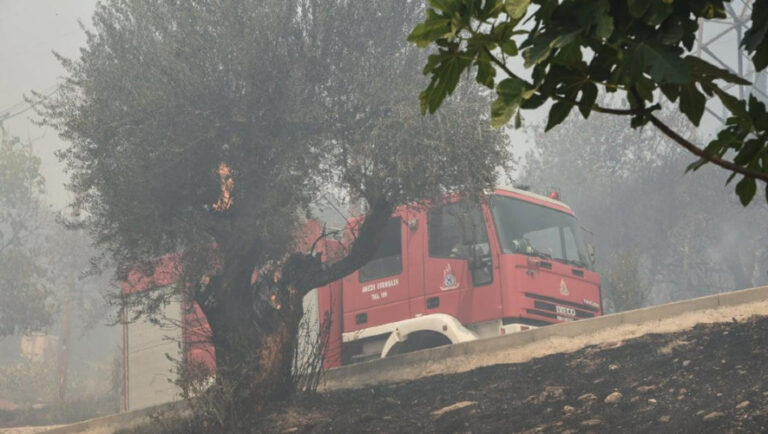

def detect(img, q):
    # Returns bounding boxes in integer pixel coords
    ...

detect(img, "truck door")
[423,201,502,324]
[341,216,410,332]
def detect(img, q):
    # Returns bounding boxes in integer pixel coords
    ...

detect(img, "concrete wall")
[321,286,768,391]
[45,285,768,433]
[125,294,183,412]
[43,401,188,434]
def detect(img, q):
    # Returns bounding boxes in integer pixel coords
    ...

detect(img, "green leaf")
[744,0,768,71]
[553,43,582,66]
[408,18,453,47]
[659,84,680,102]
[710,86,749,119]
[490,99,515,128]
[478,0,505,20]
[491,76,531,127]
[630,41,691,84]
[595,13,614,39]
[545,100,573,131]
[504,0,531,19]
[578,82,598,118]
[679,83,705,126]
[685,157,708,173]
[524,33,557,67]
[627,0,650,18]
[749,95,768,130]
[475,50,496,88]
[685,56,752,85]
[736,176,757,206]
[520,92,546,109]
[501,40,518,56]
[491,22,516,41]
[643,1,673,26]
[659,17,684,45]
[552,30,581,48]
[635,77,655,102]
[427,0,459,13]
[742,0,768,56]
[754,45,768,71]
[420,50,473,114]
[734,139,764,165]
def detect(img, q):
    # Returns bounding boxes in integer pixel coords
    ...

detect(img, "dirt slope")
[248,314,768,433]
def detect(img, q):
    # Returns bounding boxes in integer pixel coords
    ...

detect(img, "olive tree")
[37,0,508,420]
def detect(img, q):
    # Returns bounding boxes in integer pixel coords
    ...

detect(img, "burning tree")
[36,0,509,424]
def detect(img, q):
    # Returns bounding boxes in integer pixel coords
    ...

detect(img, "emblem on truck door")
[560,279,569,296]
[441,264,459,291]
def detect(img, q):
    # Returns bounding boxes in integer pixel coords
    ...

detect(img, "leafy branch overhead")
[408,0,768,205]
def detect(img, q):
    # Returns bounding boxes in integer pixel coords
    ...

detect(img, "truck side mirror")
[587,243,595,265]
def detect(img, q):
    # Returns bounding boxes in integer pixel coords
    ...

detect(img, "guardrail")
[39,401,187,434]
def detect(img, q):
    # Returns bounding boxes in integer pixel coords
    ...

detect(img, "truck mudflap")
[378,313,479,358]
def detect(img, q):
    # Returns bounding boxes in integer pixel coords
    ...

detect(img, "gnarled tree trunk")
[193,197,393,426]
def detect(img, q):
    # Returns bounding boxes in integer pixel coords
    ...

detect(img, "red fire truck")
[316,185,602,368]
[121,185,601,409]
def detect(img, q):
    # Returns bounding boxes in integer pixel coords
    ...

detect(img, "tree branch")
[292,196,393,293]
[481,47,648,116]
[647,113,768,183]
[482,47,768,184]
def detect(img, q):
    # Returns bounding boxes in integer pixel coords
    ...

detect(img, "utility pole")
[56,291,73,402]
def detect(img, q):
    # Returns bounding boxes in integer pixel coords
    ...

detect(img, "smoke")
[0,0,99,209]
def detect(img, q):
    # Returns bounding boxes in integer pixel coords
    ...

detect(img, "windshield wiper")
[525,247,552,261]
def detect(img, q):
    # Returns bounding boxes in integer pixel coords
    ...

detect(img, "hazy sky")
[0,1,754,211]
[0,0,98,209]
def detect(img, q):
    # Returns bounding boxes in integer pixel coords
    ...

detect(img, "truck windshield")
[490,195,591,270]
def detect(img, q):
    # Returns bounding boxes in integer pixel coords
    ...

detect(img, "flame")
[270,293,281,310]
[212,162,234,212]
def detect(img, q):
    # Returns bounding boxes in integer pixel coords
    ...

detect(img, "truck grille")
[523,292,597,321]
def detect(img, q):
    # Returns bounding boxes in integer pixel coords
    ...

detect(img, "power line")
[0,84,61,123]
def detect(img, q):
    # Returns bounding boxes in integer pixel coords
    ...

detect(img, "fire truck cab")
[316,186,602,368]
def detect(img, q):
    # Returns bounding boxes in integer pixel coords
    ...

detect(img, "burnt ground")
[138,314,768,433]
[253,315,768,433]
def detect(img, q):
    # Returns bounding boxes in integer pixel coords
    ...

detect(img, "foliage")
[0,129,51,337]
[36,0,509,418]
[40,0,507,278]
[408,0,768,205]
[0,356,57,404]
[0,349,119,408]
[601,249,648,312]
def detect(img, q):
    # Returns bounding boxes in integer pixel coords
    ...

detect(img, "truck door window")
[428,202,492,286]
[358,217,403,282]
